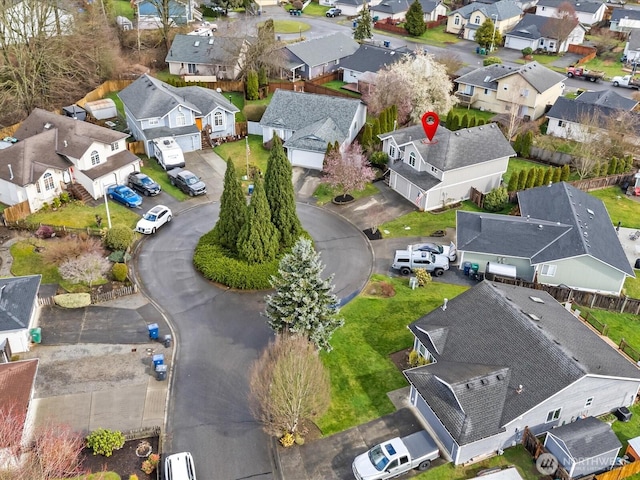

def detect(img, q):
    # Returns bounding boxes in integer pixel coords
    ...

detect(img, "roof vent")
[538,225,543,229]
[194,41,200,46]
[484,75,492,82]
[516,385,524,394]
[44,122,53,129]
[583,231,588,238]
[455,132,460,136]
[586,208,595,216]
[481,379,489,385]
[496,374,504,381]
[209,38,214,44]
[528,313,541,321]
[530,296,544,304]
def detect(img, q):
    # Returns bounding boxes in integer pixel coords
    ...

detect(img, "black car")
[128,172,161,196]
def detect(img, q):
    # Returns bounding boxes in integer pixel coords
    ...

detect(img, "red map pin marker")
[421,112,439,142]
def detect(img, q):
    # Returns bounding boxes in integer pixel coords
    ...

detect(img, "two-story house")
[0,109,140,212]
[133,0,201,25]
[455,62,566,120]
[623,29,640,63]
[504,13,586,53]
[118,74,238,157]
[379,123,515,211]
[610,7,640,32]
[446,0,523,41]
[535,0,606,26]
[405,281,640,465]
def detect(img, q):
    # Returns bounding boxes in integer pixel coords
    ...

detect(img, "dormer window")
[176,112,187,127]
[474,15,481,24]
[91,150,100,166]
[409,151,416,167]
[454,15,460,25]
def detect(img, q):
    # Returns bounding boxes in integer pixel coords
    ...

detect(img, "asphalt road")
[134,201,372,480]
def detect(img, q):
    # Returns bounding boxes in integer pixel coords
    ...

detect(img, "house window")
[43,173,54,191]
[484,88,489,94]
[558,120,565,127]
[214,111,223,127]
[431,166,438,173]
[110,142,118,152]
[148,118,159,126]
[176,112,187,126]
[389,145,396,158]
[541,264,557,276]
[188,63,197,74]
[474,15,481,24]
[454,15,460,25]
[546,408,561,423]
[521,89,530,97]
[90,150,100,166]
[585,397,593,407]
[409,152,416,167]
[540,39,544,46]
[36,181,41,194]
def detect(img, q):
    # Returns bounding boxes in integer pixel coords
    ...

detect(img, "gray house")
[0,275,41,353]
[259,89,366,170]
[165,34,247,80]
[340,43,412,86]
[624,29,640,63]
[610,8,640,33]
[370,0,448,22]
[503,14,586,53]
[281,32,359,81]
[379,123,515,211]
[118,74,238,156]
[405,281,640,465]
[456,182,635,295]
[544,417,622,477]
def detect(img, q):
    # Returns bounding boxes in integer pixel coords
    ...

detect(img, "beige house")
[455,62,565,121]
[447,0,522,41]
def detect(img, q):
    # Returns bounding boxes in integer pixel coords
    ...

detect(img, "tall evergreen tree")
[507,171,519,192]
[211,159,247,252]
[445,110,454,127]
[525,168,536,189]
[468,116,477,127]
[238,179,280,264]
[246,70,259,100]
[449,114,459,131]
[258,66,268,87]
[552,167,562,183]
[542,167,553,186]
[264,135,302,249]
[517,169,527,191]
[265,238,344,351]
[535,167,545,187]
[361,123,373,149]
[460,113,469,128]
[560,164,570,181]
[353,1,373,40]
[405,0,426,36]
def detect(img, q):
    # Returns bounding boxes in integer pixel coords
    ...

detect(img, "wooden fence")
[568,44,597,64]
[5,219,103,237]
[38,284,137,307]
[127,141,146,155]
[596,461,640,480]
[3,201,31,222]
[75,79,133,108]
[521,427,572,480]
[374,21,407,35]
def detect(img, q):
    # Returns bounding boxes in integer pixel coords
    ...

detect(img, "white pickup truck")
[352,430,440,480]
[611,74,640,89]
[391,246,449,276]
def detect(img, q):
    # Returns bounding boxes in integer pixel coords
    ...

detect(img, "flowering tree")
[58,252,110,287]
[322,141,375,200]
[363,49,457,126]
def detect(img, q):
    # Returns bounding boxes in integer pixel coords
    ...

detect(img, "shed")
[544,417,621,478]
[470,467,524,480]
[84,99,117,120]
[625,435,640,461]
[62,104,87,121]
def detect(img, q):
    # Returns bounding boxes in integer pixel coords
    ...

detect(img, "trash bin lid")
[153,353,164,362]
[147,323,159,330]
[155,364,167,372]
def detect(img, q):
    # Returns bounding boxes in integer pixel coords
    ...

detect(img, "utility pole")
[490,14,498,53]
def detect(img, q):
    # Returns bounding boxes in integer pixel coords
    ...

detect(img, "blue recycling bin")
[463,262,472,276]
[476,46,480,54]
[248,184,254,195]
[147,323,159,340]
[383,41,390,48]
[153,353,165,367]
[353,20,357,27]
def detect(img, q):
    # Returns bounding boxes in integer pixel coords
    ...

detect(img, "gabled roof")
[536,0,603,14]
[518,182,635,276]
[449,0,522,20]
[0,359,38,446]
[165,34,244,65]
[284,32,359,68]
[629,29,640,50]
[505,13,579,41]
[546,96,628,124]
[372,0,442,14]
[455,62,565,94]
[405,281,640,445]
[576,89,638,111]
[0,275,41,334]
[260,89,363,153]
[381,123,515,190]
[118,74,237,121]
[339,44,411,75]
[611,7,640,22]
[546,417,622,459]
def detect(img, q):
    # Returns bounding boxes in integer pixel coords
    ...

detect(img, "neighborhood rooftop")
[339,43,412,74]
[285,32,359,69]
[535,0,604,13]
[165,34,244,66]
[449,0,523,21]
[455,62,565,94]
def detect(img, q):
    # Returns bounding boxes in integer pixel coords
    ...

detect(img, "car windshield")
[186,176,199,185]
[143,213,158,222]
[123,190,136,198]
[140,177,152,185]
[368,445,389,471]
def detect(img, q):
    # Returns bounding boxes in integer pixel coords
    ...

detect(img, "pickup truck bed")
[403,431,440,461]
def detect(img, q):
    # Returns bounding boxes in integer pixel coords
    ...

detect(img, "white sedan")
[136,205,172,234]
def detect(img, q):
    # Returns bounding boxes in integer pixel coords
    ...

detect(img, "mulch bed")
[363,228,383,240]
[390,348,411,372]
[80,436,159,479]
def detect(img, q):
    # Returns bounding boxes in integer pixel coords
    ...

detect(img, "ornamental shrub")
[414,268,432,286]
[104,225,134,251]
[483,56,502,66]
[484,186,508,212]
[369,151,389,168]
[112,263,128,282]
[280,432,295,448]
[521,47,533,56]
[86,428,125,457]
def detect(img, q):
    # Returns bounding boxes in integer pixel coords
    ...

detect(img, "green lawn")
[504,158,545,185]
[590,187,640,229]
[416,25,460,47]
[104,92,125,118]
[110,0,133,19]
[321,80,362,97]
[579,307,640,356]
[515,54,558,66]
[140,158,189,201]
[258,19,311,33]
[313,183,380,206]
[625,271,640,298]
[26,201,139,230]
[611,403,640,451]
[300,2,330,15]
[580,57,626,79]
[317,275,468,435]
[448,107,496,124]
[213,134,269,180]
[10,242,64,284]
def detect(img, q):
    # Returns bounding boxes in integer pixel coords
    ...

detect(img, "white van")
[165,451,197,480]
[152,137,185,171]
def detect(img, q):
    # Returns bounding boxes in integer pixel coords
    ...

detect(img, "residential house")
[0,0,73,44]
[333,0,371,16]
[456,182,635,295]
[0,109,140,211]
[371,0,448,22]
[340,43,412,87]
[446,0,523,41]
[0,359,38,467]
[535,0,606,26]
[118,74,238,157]
[610,7,640,32]
[455,62,566,120]
[544,417,622,477]
[623,29,640,63]
[165,34,247,81]
[405,281,640,465]
[379,123,515,211]
[281,32,359,81]
[0,276,41,354]
[504,14,586,53]
[132,0,201,25]
[546,90,639,142]
[259,89,366,170]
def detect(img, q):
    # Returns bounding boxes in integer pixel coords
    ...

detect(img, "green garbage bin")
[30,327,41,344]
[479,48,486,55]
[471,263,479,275]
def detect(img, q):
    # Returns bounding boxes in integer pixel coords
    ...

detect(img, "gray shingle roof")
[455,61,565,94]
[536,0,603,13]
[118,74,237,121]
[506,13,578,41]
[382,123,515,182]
[165,34,243,65]
[143,125,200,140]
[546,417,622,459]
[0,275,41,334]
[518,182,635,276]
[260,89,364,153]
[576,89,638,111]
[547,96,640,133]
[285,32,359,68]
[449,0,522,20]
[629,29,640,50]
[372,0,441,14]
[406,281,640,445]
[611,7,640,22]
[340,44,411,74]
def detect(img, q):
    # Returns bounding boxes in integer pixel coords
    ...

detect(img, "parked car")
[128,172,161,196]
[326,7,341,16]
[107,185,142,208]
[411,241,457,262]
[167,168,207,196]
[165,451,197,480]
[391,248,450,276]
[136,205,172,234]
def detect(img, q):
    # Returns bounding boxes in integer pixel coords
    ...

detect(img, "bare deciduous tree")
[433,52,463,77]
[249,334,330,437]
[493,76,529,140]
[540,2,578,51]
[59,252,110,287]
